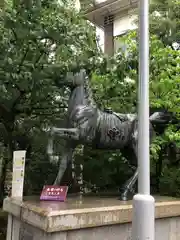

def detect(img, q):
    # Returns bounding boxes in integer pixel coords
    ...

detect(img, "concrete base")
[3,196,180,240]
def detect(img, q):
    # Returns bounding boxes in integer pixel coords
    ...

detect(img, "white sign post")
[132,0,155,239]
[11,150,26,200]
[6,150,26,240]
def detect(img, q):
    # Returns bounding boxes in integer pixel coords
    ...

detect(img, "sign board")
[11,151,26,200]
[40,185,68,201]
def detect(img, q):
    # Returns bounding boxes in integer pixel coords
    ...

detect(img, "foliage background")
[0,0,179,201]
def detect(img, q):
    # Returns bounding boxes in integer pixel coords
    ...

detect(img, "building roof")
[85,0,138,29]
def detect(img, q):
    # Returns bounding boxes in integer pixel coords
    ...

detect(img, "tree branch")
[17,45,29,74]
[10,46,30,110]
[11,28,18,42]
[0,122,10,145]
[34,51,44,67]
[0,103,13,123]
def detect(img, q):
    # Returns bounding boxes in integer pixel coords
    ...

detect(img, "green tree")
[150,0,180,47]
[79,0,95,11]
[82,32,179,195]
[0,0,98,200]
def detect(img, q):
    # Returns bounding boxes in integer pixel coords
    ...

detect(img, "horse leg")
[47,127,78,185]
[121,122,154,199]
[54,147,74,185]
[120,168,138,201]
[120,131,138,201]
[51,127,80,141]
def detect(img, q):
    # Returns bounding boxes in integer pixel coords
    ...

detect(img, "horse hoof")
[119,191,129,201]
[119,195,128,201]
[119,189,135,201]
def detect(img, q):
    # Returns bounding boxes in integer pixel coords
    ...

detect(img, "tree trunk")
[0,157,8,206]
[0,129,14,206]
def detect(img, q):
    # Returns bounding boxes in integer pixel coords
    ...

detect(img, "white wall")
[74,0,81,11]
[95,0,107,3]
[74,0,138,52]
[96,13,137,52]
[114,14,137,36]
[96,27,104,51]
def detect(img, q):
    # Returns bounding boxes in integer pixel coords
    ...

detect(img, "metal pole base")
[132,194,155,240]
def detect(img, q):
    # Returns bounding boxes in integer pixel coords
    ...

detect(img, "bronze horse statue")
[47,69,170,200]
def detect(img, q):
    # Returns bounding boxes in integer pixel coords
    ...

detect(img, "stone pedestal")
[3,196,180,240]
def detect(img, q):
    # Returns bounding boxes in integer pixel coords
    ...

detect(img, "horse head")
[63,69,87,88]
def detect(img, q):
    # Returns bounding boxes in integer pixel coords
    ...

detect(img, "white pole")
[132,0,155,239]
